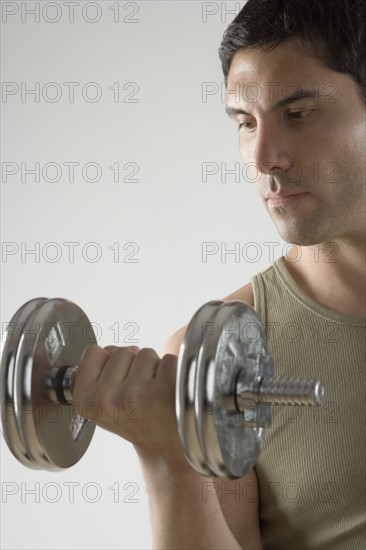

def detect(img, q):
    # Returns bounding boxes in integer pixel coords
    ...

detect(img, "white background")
[1,1,287,548]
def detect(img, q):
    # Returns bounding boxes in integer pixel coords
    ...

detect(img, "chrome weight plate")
[195,300,271,478]
[176,301,224,476]
[14,298,97,469]
[1,298,48,467]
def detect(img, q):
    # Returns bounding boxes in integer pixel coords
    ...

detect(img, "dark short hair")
[218,0,366,105]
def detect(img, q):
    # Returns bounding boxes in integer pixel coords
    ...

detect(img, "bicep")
[215,468,262,550]
[161,285,262,547]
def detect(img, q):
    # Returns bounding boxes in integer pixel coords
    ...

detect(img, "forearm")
[139,458,242,550]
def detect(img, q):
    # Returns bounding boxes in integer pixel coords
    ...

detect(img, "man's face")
[226,39,366,247]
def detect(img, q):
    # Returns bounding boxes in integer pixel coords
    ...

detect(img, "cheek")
[326,122,366,195]
[321,106,365,161]
[254,178,268,202]
[238,130,257,155]
[350,121,366,168]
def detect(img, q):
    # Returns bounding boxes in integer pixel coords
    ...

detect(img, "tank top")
[250,256,366,549]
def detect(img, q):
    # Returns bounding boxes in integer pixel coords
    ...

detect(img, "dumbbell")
[0,297,325,478]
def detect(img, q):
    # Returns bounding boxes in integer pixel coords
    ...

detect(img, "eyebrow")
[225,88,323,118]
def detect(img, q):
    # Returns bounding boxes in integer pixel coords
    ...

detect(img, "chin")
[276,228,322,247]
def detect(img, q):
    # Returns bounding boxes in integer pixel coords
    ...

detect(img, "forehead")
[227,39,336,99]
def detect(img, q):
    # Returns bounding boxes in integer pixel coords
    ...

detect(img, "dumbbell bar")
[0,298,325,478]
[177,300,324,478]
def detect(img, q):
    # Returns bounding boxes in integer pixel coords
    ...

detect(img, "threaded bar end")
[256,377,325,406]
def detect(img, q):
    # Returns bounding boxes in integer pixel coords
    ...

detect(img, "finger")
[156,353,177,382]
[97,346,138,385]
[104,345,140,354]
[103,345,118,354]
[74,344,110,393]
[126,348,160,382]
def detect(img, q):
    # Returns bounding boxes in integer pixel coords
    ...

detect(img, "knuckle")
[160,353,178,372]
[103,345,118,354]
[161,353,178,363]
[80,343,106,365]
[81,343,99,357]
[126,345,140,352]
[113,347,134,360]
[138,347,159,359]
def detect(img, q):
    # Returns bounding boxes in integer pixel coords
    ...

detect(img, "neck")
[284,237,366,317]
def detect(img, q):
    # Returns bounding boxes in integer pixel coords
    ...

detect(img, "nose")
[243,120,293,177]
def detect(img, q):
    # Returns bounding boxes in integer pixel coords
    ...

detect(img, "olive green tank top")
[250,256,366,549]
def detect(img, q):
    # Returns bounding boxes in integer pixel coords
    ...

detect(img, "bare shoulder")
[161,281,254,356]
[161,281,262,549]
[222,280,255,307]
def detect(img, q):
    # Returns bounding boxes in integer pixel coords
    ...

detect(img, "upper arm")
[161,281,255,356]
[161,282,263,549]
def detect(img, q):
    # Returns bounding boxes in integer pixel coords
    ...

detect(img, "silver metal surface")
[0,298,48,467]
[62,366,77,405]
[176,301,222,476]
[3,296,326,476]
[195,301,271,478]
[237,373,325,408]
[13,298,97,469]
[177,299,326,479]
[47,365,77,405]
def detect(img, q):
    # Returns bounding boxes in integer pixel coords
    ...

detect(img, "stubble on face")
[228,40,366,248]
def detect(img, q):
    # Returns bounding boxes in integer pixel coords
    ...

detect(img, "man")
[73,1,366,547]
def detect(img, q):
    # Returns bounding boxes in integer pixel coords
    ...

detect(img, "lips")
[266,190,308,200]
[267,192,310,207]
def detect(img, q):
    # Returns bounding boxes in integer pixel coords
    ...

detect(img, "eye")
[287,110,313,120]
[237,110,313,133]
[238,121,255,132]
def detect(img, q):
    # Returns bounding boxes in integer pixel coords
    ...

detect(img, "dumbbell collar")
[47,365,77,406]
